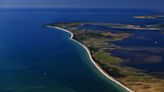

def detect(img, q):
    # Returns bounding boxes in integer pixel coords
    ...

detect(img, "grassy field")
[49,22,164,92]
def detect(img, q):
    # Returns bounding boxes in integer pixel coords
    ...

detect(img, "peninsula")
[46,22,164,92]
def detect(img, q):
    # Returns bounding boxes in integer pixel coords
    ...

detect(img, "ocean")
[0,8,163,92]
[0,8,128,92]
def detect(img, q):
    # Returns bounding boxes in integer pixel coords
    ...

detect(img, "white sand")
[48,26,134,92]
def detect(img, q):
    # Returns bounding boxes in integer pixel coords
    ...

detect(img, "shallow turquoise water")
[0,9,128,92]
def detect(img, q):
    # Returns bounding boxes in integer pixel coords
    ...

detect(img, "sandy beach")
[48,26,134,92]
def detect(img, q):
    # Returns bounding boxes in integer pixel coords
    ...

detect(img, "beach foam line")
[48,26,134,92]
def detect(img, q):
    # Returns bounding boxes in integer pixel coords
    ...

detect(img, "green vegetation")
[93,51,126,78]
[94,51,122,64]
[48,22,164,92]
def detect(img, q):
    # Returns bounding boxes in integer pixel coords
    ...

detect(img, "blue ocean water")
[0,9,130,92]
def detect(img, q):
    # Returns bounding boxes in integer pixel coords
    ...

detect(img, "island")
[46,22,164,92]
[133,15,164,33]
[134,15,164,19]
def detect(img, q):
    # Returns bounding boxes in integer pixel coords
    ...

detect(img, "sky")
[0,0,163,9]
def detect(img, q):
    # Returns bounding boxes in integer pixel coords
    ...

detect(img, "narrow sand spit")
[48,26,134,92]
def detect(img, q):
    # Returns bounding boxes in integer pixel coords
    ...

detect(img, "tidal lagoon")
[0,8,163,92]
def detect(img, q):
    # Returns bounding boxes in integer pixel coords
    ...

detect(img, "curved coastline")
[48,26,134,92]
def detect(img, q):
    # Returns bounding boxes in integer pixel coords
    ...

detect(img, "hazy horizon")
[0,0,163,10]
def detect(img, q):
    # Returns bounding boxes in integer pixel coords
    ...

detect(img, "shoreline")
[48,26,134,92]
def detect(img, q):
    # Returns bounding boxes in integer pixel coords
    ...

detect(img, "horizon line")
[0,7,163,11]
